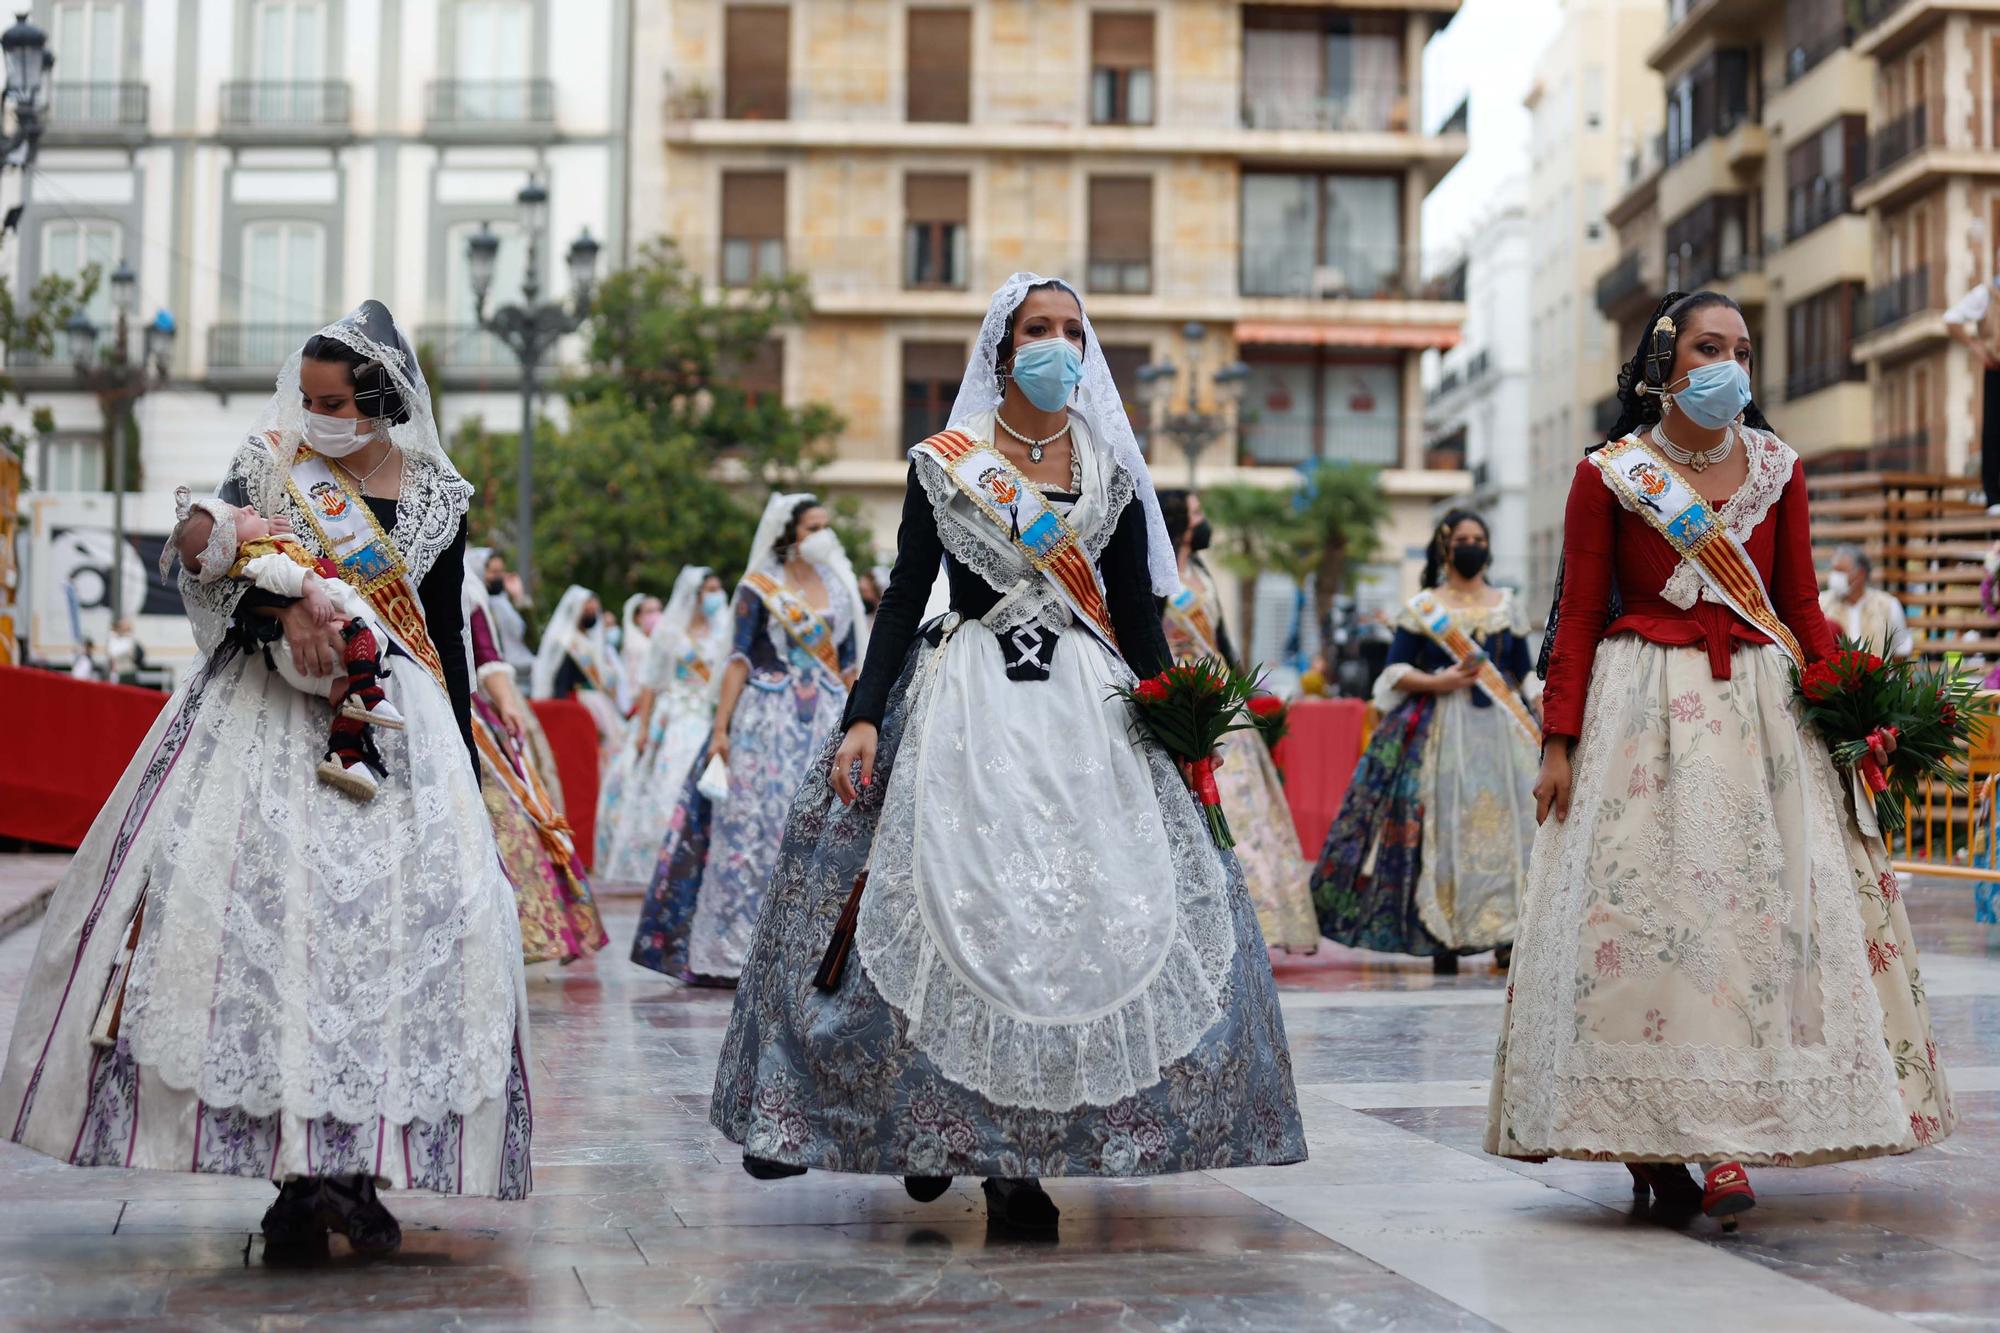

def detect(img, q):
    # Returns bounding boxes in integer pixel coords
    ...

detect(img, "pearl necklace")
[996,411,1071,464]
[338,442,400,490]
[1653,420,1736,473]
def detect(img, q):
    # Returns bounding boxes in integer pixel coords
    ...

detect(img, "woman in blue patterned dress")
[1311,510,1540,973]
[702,275,1304,1234]
[630,494,861,985]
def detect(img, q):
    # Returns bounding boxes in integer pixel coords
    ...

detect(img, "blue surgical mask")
[1664,360,1752,430]
[701,590,727,617]
[1008,337,1084,413]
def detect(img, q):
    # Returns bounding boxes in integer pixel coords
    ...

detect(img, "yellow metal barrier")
[1886,711,2000,882]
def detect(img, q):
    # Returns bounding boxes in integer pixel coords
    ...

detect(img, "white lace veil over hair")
[948,272,1181,598]
[253,299,461,483]
[744,490,868,655]
[530,584,598,699]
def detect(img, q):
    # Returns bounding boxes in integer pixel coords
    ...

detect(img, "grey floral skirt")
[708,635,1308,1178]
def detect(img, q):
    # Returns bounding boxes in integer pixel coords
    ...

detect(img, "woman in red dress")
[1484,292,1952,1229]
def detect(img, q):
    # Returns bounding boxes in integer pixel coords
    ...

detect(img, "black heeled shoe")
[314,1174,401,1257]
[1432,953,1460,975]
[1627,1162,1702,1217]
[982,1177,1059,1235]
[904,1175,952,1202]
[742,1153,808,1181]
[259,1179,330,1264]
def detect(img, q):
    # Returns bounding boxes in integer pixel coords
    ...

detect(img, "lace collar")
[1398,587,1525,637]
[1654,427,1796,610]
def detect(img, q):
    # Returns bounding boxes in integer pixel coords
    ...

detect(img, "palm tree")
[1295,461,1387,634]
[1202,462,1387,670]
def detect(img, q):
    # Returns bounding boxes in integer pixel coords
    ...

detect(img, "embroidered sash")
[1591,434,1803,664]
[565,637,614,697]
[743,571,843,686]
[286,450,447,689]
[681,649,714,685]
[1165,578,1221,660]
[913,429,1119,652]
[472,713,576,863]
[1406,591,1540,744]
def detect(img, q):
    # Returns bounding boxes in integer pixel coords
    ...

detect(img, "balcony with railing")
[1241,240,1413,302]
[1596,250,1648,318]
[1858,266,1935,336]
[1785,356,1865,401]
[45,82,148,144]
[425,80,557,140]
[415,324,558,381]
[1855,0,1913,31]
[1865,103,1931,180]
[1787,177,1852,241]
[208,323,322,374]
[1239,419,1403,470]
[218,82,352,141]
[1668,245,1762,295]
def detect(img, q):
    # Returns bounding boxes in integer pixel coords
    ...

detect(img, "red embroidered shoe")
[1702,1161,1755,1230]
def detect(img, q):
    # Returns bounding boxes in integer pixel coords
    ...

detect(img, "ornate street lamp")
[0,11,51,171]
[1139,321,1250,488]
[468,175,599,596]
[71,260,173,622]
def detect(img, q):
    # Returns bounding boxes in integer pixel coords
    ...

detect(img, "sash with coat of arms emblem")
[286,448,448,688]
[1589,432,1803,664]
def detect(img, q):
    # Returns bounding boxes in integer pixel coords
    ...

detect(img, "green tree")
[1,267,103,484]
[1295,461,1387,631]
[1202,461,1386,661]
[449,242,846,608]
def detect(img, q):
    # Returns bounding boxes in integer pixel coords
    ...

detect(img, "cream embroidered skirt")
[1485,637,1952,1165]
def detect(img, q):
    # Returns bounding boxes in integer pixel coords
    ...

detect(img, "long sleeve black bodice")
[363,501,474,773]
[843,465,1172,729]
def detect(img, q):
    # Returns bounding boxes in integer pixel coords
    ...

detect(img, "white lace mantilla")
[910,411,1135,639]
[119,644,519,1125]
[1654,427,1794,610]
[855,622,1237,1112]
[179,437,469,658]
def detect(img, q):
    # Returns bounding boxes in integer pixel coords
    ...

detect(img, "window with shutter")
[724,5,790,120]
[1101,343,1151,443]
[735,339,785,407]
[1090,11,1154,126]
[1087,176,1153,295]
[907,8,971,124]
[721,171,786,286]
[904,173,969,289]
[901,341,966,448]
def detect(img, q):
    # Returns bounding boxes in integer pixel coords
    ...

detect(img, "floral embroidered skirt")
[1314,687,1534,956]
[596,686,715,886]
[1,647,534,1196]
[631,669,846,982]
[705,635,1307,1178]
[478,697,607,966]
[1485,637,1953,1165]
[1217,725,1319,952]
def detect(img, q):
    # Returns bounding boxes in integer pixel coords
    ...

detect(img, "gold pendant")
[1690,454,1709,473]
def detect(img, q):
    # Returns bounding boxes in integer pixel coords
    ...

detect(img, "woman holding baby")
[0,302,531,1262]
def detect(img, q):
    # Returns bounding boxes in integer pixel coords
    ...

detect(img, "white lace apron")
[856,417,1236,1112]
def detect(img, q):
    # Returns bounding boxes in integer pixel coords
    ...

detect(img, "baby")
[164,487,403,800]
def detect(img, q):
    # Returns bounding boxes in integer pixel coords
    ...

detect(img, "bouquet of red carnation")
[1793,642,1993,835]
[1110,657,1259,848]
[1247,694,1289,751]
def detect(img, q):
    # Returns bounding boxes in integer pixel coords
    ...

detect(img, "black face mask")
[578,611,599,631]
[1450,544,1489,578]
[1189,520,1213,553]
[485,577,506,596]
[862,595,880,615]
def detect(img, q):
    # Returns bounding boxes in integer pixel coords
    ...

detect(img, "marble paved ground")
[2,876,1999,1331]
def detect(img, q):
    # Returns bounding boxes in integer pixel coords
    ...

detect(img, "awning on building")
[1233,321,1462,351]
